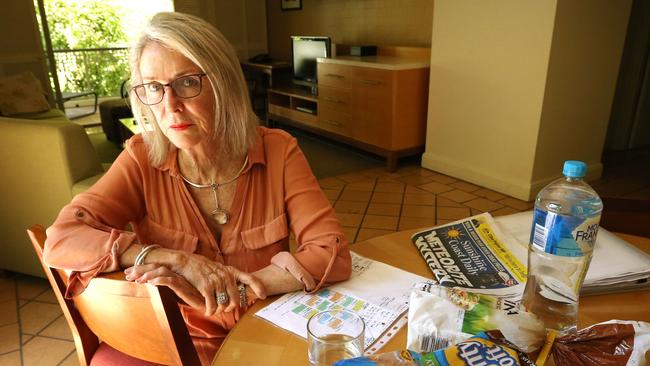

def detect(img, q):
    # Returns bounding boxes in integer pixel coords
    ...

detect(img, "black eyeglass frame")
[131,73,207,106]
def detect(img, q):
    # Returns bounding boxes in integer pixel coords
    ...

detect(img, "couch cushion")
[13,108,67,120]
[0,71,50,116]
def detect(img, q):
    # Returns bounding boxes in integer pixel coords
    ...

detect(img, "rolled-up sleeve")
[271,136,351,292]
[43,143,146,297]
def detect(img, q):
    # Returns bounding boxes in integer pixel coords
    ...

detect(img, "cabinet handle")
[324,97,343,103]
[325,73,344,79]
[361,79,382,85]
[324,119,343,127]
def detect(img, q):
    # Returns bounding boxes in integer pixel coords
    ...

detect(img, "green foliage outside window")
[37,0,131,97]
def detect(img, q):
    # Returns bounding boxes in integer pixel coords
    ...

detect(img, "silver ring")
[216,292,228,305]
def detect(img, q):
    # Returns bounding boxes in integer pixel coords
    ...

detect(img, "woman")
[44,12,351,365]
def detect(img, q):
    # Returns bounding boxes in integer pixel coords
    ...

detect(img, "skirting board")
[421,152,603,201]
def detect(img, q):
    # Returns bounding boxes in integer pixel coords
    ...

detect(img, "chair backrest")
[600,196,650,238]
[27,225,201,366]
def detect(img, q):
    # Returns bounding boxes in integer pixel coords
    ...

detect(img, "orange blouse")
[44,127,351,364]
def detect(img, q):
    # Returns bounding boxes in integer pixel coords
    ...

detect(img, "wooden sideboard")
[267,46,430,171]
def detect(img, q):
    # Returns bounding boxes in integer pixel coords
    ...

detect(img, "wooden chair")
[600,196,650,238]
[27,225,201,366]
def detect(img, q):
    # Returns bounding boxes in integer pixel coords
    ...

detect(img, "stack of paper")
[495,211,650,295]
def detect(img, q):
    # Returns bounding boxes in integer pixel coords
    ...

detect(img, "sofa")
[0,116,105,277]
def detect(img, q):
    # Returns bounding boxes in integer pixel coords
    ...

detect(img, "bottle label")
[530,208,600,257]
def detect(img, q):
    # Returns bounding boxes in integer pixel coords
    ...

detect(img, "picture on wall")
[281,0,302,11]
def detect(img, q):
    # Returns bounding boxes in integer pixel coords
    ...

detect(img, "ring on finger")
[216,292,229,305]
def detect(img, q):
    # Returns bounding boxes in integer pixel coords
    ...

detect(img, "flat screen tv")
[291,36,331,93]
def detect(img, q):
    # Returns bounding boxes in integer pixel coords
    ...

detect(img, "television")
[291,36,331,94]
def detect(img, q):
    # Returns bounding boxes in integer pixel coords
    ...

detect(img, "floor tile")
[318,177,346,189]
[464,198,505,212]
[366,203,401,216]
[39,315,73,341]
[34,289,58,304]
[344,180,376,191]
[374,182,405,193]
[0,350,20,366]
[405,185,431,194]
[370,192,403,204]
[449,180,482,192]
[491,206,520,217]
[437,206,472,220]
[59,351,80,366]
[336,213,364,227]
[436,196,467,208]
[429,174,458,185]
[361,215,398,230]
[439,189,479,203]
[418,181,454,194]
[401,205,436,219]
[395,174,436,186]
[473,188,508,201]
[336,172,371,183]
[19,301,62,335]
[498,197,533,211]
[0,278,16,302]
[398,217,435,231]
[0,300,17,326]
[356,228,396,242]
[0,323,20,354]
[334,201,368,214]
[16,276,49,300]
[339,189,372,202]
[358,167,386,178]
[322,188,341,201]
[22,336,75,366]
[413,168,437,177]
[22,334,33,345]
[403,192,435,206]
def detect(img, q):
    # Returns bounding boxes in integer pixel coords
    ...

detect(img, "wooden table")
[212,230,650,365]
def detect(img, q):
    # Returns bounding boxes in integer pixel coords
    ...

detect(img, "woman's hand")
[158,252,265,316]
[125,264,207,311]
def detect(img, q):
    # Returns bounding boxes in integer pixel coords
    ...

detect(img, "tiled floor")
[2,151,648,365]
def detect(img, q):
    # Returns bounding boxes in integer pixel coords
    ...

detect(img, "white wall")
[422,0,632,201]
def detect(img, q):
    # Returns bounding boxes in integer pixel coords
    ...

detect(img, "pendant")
[212,208,229,225]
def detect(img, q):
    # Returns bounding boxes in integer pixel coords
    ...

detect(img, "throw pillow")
[0,71,50,116]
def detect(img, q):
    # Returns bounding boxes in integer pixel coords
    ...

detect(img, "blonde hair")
[129,12,258,166]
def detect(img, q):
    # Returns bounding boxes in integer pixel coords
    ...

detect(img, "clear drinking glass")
[307,309,365,366]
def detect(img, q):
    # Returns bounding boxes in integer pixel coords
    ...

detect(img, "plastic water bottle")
[521,160,603,335]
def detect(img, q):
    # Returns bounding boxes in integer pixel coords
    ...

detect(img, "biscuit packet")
[333,330,535,366]
[406,282,545,354]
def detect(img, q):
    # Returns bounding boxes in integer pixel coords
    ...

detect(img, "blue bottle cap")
[563,160,587,178]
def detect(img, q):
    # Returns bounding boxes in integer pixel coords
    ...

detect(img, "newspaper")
[410,213,528,297]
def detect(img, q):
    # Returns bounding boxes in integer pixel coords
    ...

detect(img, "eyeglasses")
[132,73,206,105]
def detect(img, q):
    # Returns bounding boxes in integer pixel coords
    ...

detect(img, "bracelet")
[134,244,160,266]
[238,283,247,309]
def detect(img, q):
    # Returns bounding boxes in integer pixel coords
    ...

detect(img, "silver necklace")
[180,156,249,225]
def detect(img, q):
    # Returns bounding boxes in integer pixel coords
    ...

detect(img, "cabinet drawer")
[353,67,393,100]
[319,106,352,136]
[317,63,352,89]
[318,86,351,111]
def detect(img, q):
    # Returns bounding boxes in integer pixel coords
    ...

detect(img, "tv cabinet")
[267,46,430,171]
